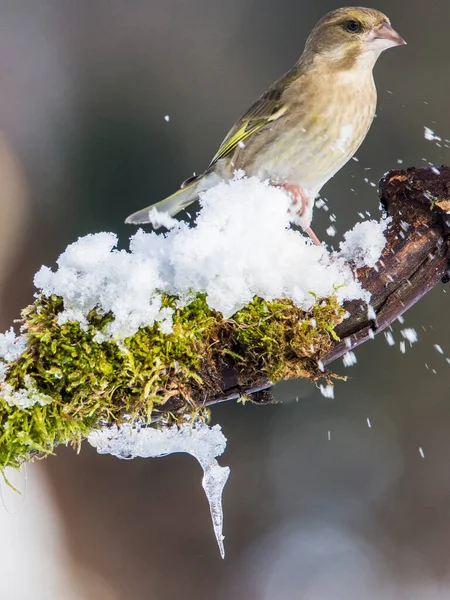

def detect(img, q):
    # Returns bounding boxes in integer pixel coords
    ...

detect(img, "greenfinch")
[126,7,405,245]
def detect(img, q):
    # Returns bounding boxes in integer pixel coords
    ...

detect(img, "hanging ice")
[88,420,230,558]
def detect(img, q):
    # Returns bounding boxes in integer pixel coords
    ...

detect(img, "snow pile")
[338,219,389,268]
[88,420,230,558]
[34,175,388,339]
[34,232,173,339]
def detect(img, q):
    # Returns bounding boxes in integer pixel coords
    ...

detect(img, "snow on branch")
[0,167,449,556]
[0,175,389,461]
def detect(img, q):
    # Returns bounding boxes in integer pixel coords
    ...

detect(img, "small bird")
[126,7,405,245]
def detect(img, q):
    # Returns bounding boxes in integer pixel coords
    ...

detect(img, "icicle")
[88,420,230,558]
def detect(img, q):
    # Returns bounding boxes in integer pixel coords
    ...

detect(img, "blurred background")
[0,0,450,598]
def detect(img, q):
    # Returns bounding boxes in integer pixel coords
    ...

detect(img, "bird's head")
[303,7,406,70]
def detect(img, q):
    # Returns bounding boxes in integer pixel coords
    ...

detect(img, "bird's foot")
[275,182,321,246]
[276,182,308,216]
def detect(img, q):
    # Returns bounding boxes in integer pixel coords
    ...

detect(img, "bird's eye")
[345,20,361,33]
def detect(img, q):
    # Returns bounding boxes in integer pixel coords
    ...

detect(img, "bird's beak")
[366,22,407,52]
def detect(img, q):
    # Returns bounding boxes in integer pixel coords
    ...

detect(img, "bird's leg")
[303,226,321,247]
[275,182,321,246]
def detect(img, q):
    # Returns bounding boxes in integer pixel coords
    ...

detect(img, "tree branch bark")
[207,166,450,406]
[3,166,450,470]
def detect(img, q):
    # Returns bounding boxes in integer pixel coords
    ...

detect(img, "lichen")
[0,292,344,471]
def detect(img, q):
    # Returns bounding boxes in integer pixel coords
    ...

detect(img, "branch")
[206,166,450,405]
[1,166,449,470]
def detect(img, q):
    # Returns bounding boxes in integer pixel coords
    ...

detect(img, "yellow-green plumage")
[126,7,405,237]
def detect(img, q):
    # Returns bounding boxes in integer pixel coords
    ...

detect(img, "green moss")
[0,292,344,471]
[231,295,343,382]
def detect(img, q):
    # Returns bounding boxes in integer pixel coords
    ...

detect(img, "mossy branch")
[215,166,450,401]
[1,166,449,472]
[0,293,343,471]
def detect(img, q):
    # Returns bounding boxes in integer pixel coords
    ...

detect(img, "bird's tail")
[125,172,219,225]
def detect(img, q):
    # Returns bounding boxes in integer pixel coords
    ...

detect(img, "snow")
[34,175,388,340]
[0,328,27,363]
[315,198,326,209]
[424,126,441,142]
[338,218,389,269]
[401,328,418,344]
[434,344,444,354]
[334,124,353,153]
[319,384,334,399]
[146,208,179,230]
[2,375,53,409]
[384,331,395,346]
[34,232,170,339]
[367,305,376,320]
[343,351,357,367]
[88,420,230,558]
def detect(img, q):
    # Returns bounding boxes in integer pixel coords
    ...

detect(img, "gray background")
[1,1,450,598]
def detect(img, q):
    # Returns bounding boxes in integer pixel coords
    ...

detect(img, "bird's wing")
[208,71,297,169]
